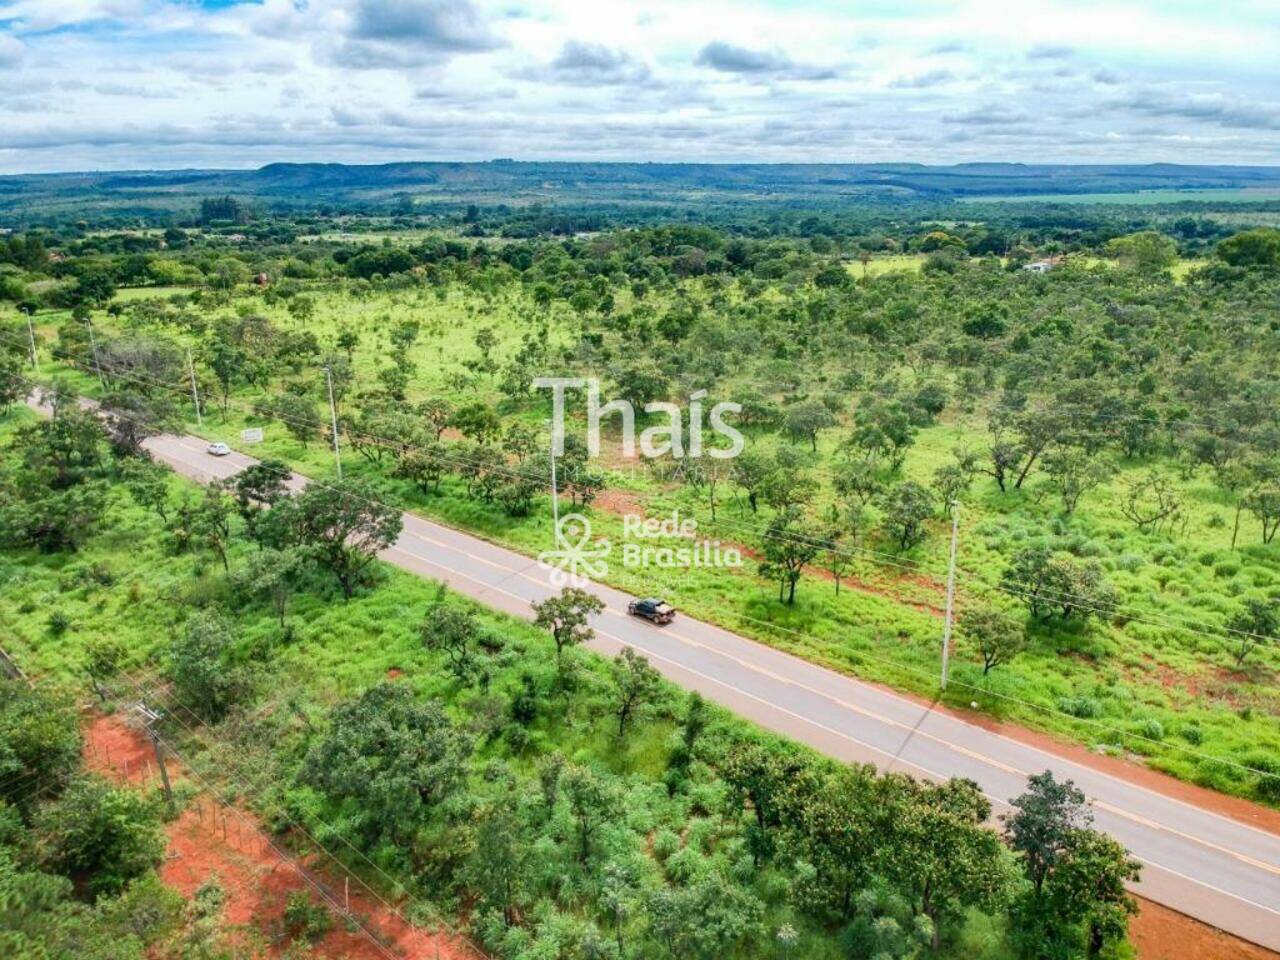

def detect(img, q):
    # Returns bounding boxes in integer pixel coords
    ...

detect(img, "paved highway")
[28,393,1280,950]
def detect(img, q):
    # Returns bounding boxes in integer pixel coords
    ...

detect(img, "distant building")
[1023,255,1064,273]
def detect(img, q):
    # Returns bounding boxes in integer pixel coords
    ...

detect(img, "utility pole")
[86,317,106,388]
[940,500,959,691]
[25,314,38,370]
[186,348,203,428]
[545,418,560,535]
[136,702,175,815]
[324,363,342,480]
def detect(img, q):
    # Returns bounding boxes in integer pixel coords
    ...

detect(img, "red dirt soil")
[909,692,1280,836]
[1132,897,1279,960]
[84,714,479,960]
[80,712,1273,959]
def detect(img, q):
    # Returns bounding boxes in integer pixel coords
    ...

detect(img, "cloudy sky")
[0,0,1277,173]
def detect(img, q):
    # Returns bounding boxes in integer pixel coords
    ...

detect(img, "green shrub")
[1137,719,1164,741]
[283,891,332,942]
[1058,695,1102,719]
[47,610,71,636]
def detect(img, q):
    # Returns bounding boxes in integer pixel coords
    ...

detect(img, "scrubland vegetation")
[2,189,1279,959]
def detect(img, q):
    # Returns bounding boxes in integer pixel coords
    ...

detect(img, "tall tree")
[272,479,403,598]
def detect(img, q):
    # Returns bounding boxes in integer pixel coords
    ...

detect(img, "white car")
[206,441,231,457]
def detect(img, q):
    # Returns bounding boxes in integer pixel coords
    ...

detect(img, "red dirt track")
[84,713,478,960]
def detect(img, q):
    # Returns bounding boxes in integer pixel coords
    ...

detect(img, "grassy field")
[8,268,1277,806]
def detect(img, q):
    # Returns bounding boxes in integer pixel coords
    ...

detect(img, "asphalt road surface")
[30,394,1279,949]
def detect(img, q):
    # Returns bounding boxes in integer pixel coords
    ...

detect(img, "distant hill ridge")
[2,161,1279,223]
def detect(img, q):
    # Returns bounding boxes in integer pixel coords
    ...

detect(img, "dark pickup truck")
[627,597,676,625]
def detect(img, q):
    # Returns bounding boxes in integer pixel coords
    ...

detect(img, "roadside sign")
[241,427,264,443]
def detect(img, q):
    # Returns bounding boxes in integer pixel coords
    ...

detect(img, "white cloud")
[0,32,25,67]
[0,0,1277,170]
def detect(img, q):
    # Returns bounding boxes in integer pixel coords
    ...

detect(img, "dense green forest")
[3,160,1280,227]
[2,188,1279,960]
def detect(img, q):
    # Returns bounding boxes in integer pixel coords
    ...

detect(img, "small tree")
[417,396,453,441]
[1224,598,1278,669]
[193,482,235,572]
[532,587,604,668]
[759,506,822,605]
[879,481,934,552]
[392,443,449,495]
[1003,770,1091,895]
[233,547,309,629]
[784,399,837,452]
[960,607,1026,675]
[610,647,661,738]
[1242,483,1280,544]
[1048,830,1140,957]
[304,683,471,844]
[231,458,290,543]
[0,679,82,814]
[168,609,243,722]
[119,458,170,522]
[1001,546,1116,624]
[1120,471,1182,534]
[931,462,972,514]
[561,763,619,863]
[421,602,484,683]
[1005,773,1139,959]
[831,455,883,509]
[646,871,765,960]
[85,637,127,703]
[1042,448,1112,516]
[35,776,166,899]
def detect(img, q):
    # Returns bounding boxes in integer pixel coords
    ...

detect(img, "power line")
[12,374,1277,780]
[111,670,485,960]
[14,356,1275,654]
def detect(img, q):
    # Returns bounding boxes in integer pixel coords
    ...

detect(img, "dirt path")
[84,714,479,960]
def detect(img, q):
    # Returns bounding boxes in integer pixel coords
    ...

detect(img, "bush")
[283,891,333,942]
[1058,695,1102,719]
[47,610,71,636]
[1137,719,1165,741]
